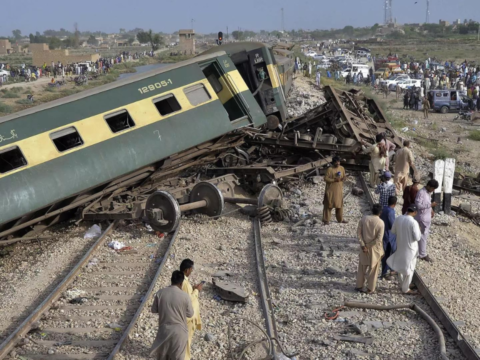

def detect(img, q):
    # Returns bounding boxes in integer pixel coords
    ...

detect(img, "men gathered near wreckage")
[356,204,385,294]
[323,156,348,225]
[180,259,203,360]
[415,179,439,263]
[150,271,194,360]
[394,140,415,194]
[387,205,422,294]
[361,135,387,188]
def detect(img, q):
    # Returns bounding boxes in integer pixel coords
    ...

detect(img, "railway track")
[358,172,480,360]
[0,221,180,360]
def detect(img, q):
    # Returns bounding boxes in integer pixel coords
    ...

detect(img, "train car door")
[201,61,252,124]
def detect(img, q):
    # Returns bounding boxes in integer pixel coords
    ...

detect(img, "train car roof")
[272,48,293,57]
[199,42,271,56]
[0,51,228,125]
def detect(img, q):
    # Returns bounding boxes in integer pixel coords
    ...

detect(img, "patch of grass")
[389,117,407,129]
[431,122,438,131]
[0,102,12,114]
[15,99,33,105]
[23,87,32,94]
[9,87,22,93]
[431,146,453,160]
[44,86,56,92]
[468,130,480,141]
[1,91,20,98]
[389,99,397,104]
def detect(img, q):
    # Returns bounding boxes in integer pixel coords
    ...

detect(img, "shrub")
[468,130,480,141]
[2,91,20,98]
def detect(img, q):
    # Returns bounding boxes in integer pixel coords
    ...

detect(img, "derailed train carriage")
[199,42,295,129]
[0,51,269,241]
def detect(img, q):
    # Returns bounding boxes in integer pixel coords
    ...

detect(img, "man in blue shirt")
[380,196,397,279]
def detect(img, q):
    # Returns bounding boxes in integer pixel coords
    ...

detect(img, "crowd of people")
[0,50,154,85]
[319,131,439,297]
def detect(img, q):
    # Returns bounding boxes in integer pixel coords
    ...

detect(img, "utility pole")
[426,0,430,23]
[281,8,285,32]
[384,0,388,24]
[191,19,195,30]
[478,22,479,42]
[389,0,393,24]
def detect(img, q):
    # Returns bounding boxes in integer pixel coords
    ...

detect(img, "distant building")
[30,43,100,66]
[453,19,462,25]
[439,19,450,26]
[178,29,195,54]
[0,39,12,55]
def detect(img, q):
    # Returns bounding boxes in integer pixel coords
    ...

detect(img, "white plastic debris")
[84,224,102,239]
[108,241,125,250]
[401,127,409,132]
[65,288,87,301]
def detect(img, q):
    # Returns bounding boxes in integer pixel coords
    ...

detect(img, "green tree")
[48,37,62,49]
[136,31,150,44]
[128,37,135,45]
[231,31,244,40]
[343,26,354,37]
[12,29,22,40]
[87,35,98,45]
[120,28,126,34]
[137,30,163,51]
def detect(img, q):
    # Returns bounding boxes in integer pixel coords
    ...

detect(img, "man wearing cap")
[323,156,348,225]
[375,172,396,208]
[394,140,416,194]
[402,177,421,215]
[414,179,439,262]
[386,205,422,294]
[380,196,397,279]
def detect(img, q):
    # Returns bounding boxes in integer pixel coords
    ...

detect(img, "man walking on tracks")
[394,140,415,194]
[386,205,422,294]
[415,179,439,262]
[150,271,194,360]
[380,196,397,279]
[323,156,348,225]
[180,259,203,360]
[355,204,385,294]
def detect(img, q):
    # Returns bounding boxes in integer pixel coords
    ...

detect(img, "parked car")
[306,51,317,57]
[396,79,422,90]
[0,69,9,83]
[381,74,410,87]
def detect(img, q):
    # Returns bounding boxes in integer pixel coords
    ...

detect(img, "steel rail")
[358,173,480,360]
[107,222,181,359]
[253,218,278,340]
[0,221,118,359]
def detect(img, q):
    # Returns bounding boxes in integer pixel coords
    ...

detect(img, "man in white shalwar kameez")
[386,205,422,294]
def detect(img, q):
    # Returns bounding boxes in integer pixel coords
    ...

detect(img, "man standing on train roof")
[316,70,321,87]
[415,179,439,263]
[356,204,385,294]
[323,156,348,225]
[180,259,203,360]
[386,205,422,294]
[150,271,194,360]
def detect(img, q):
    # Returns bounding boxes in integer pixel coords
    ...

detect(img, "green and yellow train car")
[0,51,266,237]
[200,42,290,129]
[271,47,295,98]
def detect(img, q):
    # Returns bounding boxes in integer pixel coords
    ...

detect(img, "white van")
[342,64,369,78]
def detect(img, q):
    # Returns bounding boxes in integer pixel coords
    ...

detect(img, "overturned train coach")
[0,51,270,241]
[200,42,294,130]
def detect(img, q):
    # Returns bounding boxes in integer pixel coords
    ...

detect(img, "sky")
[1,0,479,37]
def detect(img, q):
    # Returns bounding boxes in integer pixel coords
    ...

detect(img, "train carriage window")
[50,127,84,152]
[0,146,27,174]
[104,109,135,133]
[206,73,223,93]
[183,83,211,106]
[153,94,181,116]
